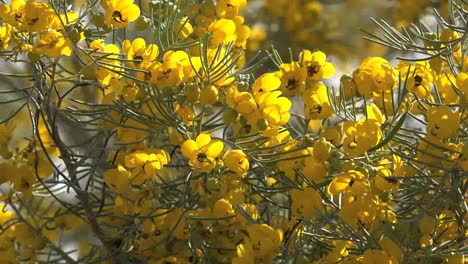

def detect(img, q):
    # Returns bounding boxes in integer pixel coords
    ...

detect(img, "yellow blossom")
[32,29,73,58]
[299,50,335,80]
[224,149,249,175]
[102,0,140,28]
[181,134,224,172]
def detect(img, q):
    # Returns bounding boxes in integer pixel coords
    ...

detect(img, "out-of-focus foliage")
[0,0,466,263]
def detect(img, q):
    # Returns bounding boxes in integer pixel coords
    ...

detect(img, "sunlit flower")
[32,29,72,58]
[102,0,140,28]
[181,134,224,172]
[299,50,335,80]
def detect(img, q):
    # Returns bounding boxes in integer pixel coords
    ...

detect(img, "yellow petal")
[206,141,224,158]
[125,151,148,168]
[124,4,140,23]
[327,175,351,195]
[366,103,385,124]
[196,133,211,147]
[322,62,335,78]
[122,39,132,53]
[181,140,198,158]
[311,51,326,64]
[132,38,146,53]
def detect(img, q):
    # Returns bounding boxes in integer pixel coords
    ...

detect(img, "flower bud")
[134,16,151,31]
[91,13,105,28]
[68,28,81,43]
[313,137,332,161]
[223,108,239,124]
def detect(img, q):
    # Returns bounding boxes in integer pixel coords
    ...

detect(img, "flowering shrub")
[0,0,466,263]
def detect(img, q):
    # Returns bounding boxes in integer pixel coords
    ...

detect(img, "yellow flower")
[426,105,460,139]
[353,57,397,97]
[174,17,194,39]
[212,198,235,225]
[103,165,131,193]
[0,205,14,224]
[149,50,198,89]
[226,87,257,116]
[320,126,342,146]
[175,103,195,125]
[299,50,335,80]
[32,29,73,58]
[50,10,79,30]
[252,73,281,94]
[184,84,200,103]
[0,0,55,32]
[0,23,12,50]
[216,0,247,18]
[379,237,403,264]
[124,149,170,184]
[208,18,237,47]
[243,224,283,263]
[277,146,308,180]
[276,62,306,96]
[181,133,224,172]
[366,103,386,124]
[10,165,36,197]
[397,61,435,98]
[14,223,36,245]
[201,47,235,86]
[313,137,332,161]
[122,38,159,69]
[302,82,333,120]
[23,0,55,32]
[89,39,122,87]
[301,155,328,183]
[25,151,53,179]
[374,165,398,192]
[0,0,25,29]
[0,121,16,159]
[440,28,461,52]
[102,0,140,28]
[233,16,250,48]
[373,91,395,116]
[327,170,365,195]
[290,187,323,219]
[342,118,382,157]
[256,90,291,127]
[164,50,201,82]
[199,85,219,106]
[233,240,255,264]
[435,73,458,104]
[225,149,249,175]
[115,78,140,102]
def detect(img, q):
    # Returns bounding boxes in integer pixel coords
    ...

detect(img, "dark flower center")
[112,11,127,23]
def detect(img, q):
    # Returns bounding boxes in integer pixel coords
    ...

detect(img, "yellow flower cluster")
[0,0,466,263]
